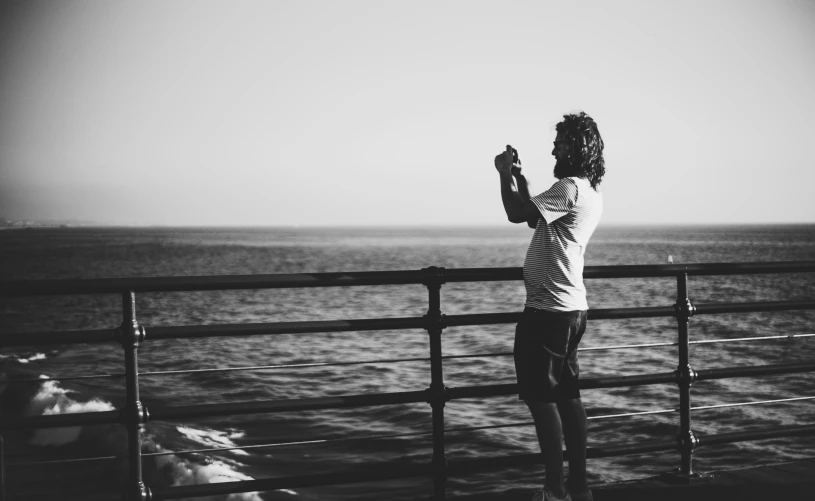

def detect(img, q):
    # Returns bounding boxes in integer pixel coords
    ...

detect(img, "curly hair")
[555,111,605,189]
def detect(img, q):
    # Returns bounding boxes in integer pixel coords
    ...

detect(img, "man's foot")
[567,488,592,501]
[531,486,572,501]
[565,478,592,501]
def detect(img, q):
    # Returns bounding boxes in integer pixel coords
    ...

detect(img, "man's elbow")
[507,214,537,227]
[507,212,526,224]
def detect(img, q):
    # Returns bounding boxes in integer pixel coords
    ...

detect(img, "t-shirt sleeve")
[530,178,578,224]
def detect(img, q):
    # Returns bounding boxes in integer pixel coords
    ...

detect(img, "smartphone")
[507,145,520,165]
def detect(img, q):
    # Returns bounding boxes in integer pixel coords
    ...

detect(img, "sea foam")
[153,452,265,501]
[24,378,275,500]
[0,352,49,364]
[27,377,115,446]
[177,425,250,456]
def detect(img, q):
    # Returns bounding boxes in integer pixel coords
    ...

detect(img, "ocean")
[1,224,814,500]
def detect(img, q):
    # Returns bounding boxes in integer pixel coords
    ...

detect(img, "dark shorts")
[513,307,587,402]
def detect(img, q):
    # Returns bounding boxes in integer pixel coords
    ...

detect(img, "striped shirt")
[523,176,603,312]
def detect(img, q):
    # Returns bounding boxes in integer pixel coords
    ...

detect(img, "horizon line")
[3,221,815,229]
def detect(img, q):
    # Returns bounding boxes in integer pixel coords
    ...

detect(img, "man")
[495,111,605,501]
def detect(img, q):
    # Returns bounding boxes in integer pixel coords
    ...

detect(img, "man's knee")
[523,386,579,406]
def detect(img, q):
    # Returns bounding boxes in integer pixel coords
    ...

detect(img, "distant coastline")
[0,217,73,229]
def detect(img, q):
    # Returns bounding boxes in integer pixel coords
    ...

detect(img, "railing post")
[674,273,698,477]
[1,434,5,501]
[119,291,151,501]
[422,267,448,500]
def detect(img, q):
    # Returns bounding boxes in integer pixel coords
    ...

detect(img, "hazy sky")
[1,0,814,226]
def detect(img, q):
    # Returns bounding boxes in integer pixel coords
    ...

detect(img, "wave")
[14,377,284,500]
[177,424,250,456]
[151,450,265,501]
[0,351,55,364]
[27,377,115,446]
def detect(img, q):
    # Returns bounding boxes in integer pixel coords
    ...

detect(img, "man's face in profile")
[552,131,573,179]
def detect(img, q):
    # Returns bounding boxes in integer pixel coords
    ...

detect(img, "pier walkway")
[453,458,815,500]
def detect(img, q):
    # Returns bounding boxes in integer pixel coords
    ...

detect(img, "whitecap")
[27,378,114,446]
[154,454,265,501]
[1,352,48,364]
[177,425,250,456]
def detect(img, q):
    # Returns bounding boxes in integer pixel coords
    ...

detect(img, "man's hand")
[494,145,515,175]
[494,152,510,174]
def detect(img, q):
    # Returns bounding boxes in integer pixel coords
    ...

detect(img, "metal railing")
[1,261,814,500]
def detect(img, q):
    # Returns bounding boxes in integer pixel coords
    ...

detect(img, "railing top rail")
[1,260,813,296]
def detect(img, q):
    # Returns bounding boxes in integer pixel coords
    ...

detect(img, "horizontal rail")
[8,361,814,431]
[441,331,815,356]
[149,390,429,422]
[0,270,433,296]
[448,439,683,476]
[583,261,815,278]
[0,307,668,347]
[149,317,428,340]
[695,300,815,315]
[6,456,119,467]
[5,299,815,348]
[448,358,815,402]
[689,332,815,346]
[1,261,813,297]
[2,390,432,430]
[6,429,436,467]
[697,423,815,446]
[696,362,815,381]
[12,356,434,383]
[0,410,120,431]
[0,317,430,347]
[691,395,815,411]
[444,306,678,326]
[447,371,680,401]
[6,358,434,384]
[581,332,815,352]
[0,329,115,347]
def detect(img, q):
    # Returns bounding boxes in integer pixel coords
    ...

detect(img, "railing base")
[658,468,714,484]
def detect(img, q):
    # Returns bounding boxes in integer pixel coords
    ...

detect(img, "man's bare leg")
[558,397,589,494]
[525,400,567,497]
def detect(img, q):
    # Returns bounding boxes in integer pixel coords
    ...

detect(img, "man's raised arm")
[496,146,540,227]
[497,155,526,223]
[513,168,541,228]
